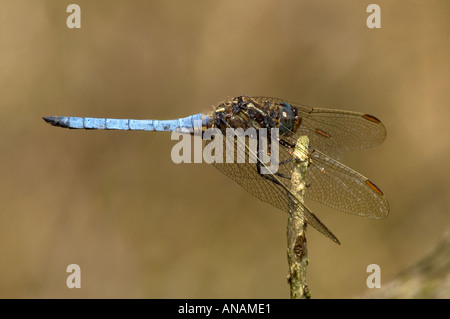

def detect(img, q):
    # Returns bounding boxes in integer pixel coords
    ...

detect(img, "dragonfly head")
[279,102,295,135]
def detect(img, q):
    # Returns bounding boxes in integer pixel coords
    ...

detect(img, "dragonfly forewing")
[252,97,387,159]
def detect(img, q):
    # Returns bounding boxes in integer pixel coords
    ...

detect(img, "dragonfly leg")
[256,161,286,186]
[279,158,294,166]
[256,157,293,183]
[255,134,298,182]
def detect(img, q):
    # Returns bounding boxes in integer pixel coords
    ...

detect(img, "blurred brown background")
[0,0,449,298]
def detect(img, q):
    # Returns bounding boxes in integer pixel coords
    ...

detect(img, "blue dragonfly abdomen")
[43,114,210,132]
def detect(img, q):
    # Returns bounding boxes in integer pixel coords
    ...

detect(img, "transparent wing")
[208,137,341,244]
[252,97,387,159]
[305,149,389,218]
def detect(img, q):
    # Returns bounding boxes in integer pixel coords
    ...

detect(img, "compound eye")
[279,102,295,134]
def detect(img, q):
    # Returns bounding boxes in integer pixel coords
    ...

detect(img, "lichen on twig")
[287,135,310,299]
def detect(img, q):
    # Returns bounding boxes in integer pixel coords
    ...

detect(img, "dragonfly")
[43,95,389,244]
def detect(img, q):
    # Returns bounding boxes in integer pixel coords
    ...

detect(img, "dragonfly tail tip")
[43,116,55,123]
[43,116,65,127]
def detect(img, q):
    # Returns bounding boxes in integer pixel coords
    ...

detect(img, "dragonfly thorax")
[212,96,299,137]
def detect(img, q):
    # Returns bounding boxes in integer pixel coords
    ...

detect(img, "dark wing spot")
[362,114,381,123]
[315,129,331,138]
[365,180,384,195]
